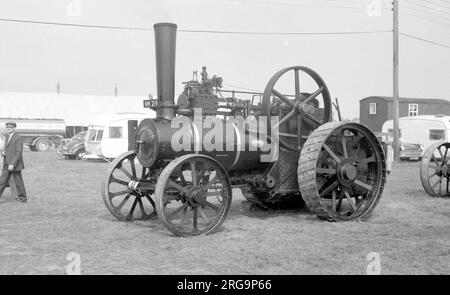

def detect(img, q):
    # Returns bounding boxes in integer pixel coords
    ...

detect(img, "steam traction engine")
[101,23,387,236]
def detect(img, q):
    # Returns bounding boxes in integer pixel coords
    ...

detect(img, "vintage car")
[59,131,87,160]
[400,142,423,161]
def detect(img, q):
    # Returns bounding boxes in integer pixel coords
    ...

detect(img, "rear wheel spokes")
[354,179,373,191]
[358,156,376,165]
[344,190,357,212]
[323,144,341,164]
[309,124,384,220]
[341,134,348,159]
[319,181,339,198]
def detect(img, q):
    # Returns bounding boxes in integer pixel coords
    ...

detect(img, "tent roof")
[0,92,154,126]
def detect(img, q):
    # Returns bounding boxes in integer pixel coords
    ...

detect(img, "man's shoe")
[17,197,27,203]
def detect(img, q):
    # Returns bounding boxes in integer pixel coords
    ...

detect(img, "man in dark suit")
[0,121,27,202]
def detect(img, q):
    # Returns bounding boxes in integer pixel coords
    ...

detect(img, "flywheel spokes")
[262,66,332,151]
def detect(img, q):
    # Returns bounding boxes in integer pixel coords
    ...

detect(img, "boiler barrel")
[137,118,273,171]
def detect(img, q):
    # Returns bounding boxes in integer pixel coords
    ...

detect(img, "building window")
[369,103,377,115]
[109,127,123,138]
[408,104,418,116]
[430,129,445,141]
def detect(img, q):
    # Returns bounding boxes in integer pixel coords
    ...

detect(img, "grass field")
[0,150,449,275]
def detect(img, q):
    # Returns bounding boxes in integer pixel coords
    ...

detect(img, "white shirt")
[6,131,14,145]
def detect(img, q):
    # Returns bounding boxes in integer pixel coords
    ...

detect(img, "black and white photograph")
[0,0,449,278]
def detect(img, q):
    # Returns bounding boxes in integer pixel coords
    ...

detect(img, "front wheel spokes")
[123,193,156,221]
[115,193,132,212]
[102,151,157,221]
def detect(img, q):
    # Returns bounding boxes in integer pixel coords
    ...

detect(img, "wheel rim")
[155,155,232,237]
[38,140,49,151]
[102,151,156,221]
[298,122,386,221]
[262,66,332,151]
[420,142,450,198]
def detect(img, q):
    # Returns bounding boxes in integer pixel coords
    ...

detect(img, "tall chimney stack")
[154,23,177,120]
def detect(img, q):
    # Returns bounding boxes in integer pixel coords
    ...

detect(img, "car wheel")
[35,138,51,151]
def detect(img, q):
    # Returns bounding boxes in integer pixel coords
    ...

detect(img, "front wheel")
[154,154,232,237]
[102,151,157,221]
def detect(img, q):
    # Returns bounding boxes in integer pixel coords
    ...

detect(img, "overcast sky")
[0,0,449,118]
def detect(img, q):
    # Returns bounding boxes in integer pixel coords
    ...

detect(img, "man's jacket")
[1,133,25,171]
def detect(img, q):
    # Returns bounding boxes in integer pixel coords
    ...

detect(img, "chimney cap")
[154,23,177,29]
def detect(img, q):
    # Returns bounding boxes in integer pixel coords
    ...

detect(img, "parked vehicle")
[0,118,65,151]
[83,112,154,160]
[381,115,450,159]
[58,131,87,160]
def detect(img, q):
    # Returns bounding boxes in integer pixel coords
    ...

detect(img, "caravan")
[83,112,154,160]
[382,115,450,158]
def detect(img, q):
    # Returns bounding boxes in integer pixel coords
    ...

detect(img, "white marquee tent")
[0,92,154,126]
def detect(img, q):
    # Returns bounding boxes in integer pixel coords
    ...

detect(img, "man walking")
[0,121,27,202]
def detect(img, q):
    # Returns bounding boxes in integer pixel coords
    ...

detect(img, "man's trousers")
[0,168,27,199]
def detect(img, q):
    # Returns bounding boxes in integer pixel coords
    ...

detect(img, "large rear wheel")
[298,121,386,221]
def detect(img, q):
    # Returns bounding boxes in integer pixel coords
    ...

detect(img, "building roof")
[360,96,450,104]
